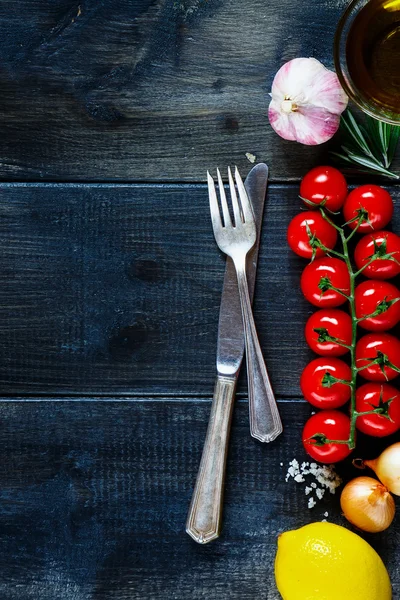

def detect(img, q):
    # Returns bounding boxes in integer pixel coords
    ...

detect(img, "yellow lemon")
[275,522,391,600]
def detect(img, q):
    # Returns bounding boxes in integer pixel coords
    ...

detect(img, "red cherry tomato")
[302,410,352,463]
[300,166,348,212]
[300,358,352,409]
[343,185,393,232]
[354,231,400,279]
[356,333,400,381]
[300,257,350,307]
[355,280,400,331]
[287,211,338,259]
[305,309,352,356]
[356,383,400,437]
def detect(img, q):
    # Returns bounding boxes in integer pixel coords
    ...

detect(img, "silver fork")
[207,167,282,443]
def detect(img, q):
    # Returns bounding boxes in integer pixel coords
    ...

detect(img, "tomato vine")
[306,207,400,450]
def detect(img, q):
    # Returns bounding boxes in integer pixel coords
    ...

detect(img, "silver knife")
[186,163,268,544]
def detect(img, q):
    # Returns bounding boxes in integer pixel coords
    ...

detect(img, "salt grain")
[294,474,305,483]
[285,458,342,508]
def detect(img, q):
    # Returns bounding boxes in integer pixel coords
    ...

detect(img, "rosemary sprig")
[331,109,400,180]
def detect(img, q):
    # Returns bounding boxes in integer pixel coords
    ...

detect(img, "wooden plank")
[0,183,332,395]
[1,182,400,397]
[0,399,397,600]
[1,0,397,182]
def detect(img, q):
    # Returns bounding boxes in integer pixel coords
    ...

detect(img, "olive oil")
[346,0,400,115]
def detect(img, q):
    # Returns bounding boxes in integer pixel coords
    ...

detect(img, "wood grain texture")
[2,1,400,596]
[1,0,397,182]
[0,399,397,600]
[2,181,390,397]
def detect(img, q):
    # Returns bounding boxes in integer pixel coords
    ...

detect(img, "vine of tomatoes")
[288,166,400,463]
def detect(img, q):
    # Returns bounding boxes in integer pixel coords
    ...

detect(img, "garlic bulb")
[268,58,348,145]
[364,442,400,496]
[340,476,395,533]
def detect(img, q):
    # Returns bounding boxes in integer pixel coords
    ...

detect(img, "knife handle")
[235,260,283,443]
[186,375,236,544]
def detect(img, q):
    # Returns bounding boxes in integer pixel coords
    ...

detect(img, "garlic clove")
[269,103,342,145]
[268,105,297,141]
[270,58,324,104]
[268,57,348,146]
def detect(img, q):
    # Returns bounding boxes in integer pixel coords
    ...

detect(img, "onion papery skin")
[365,442,400,497]
[340,476,395,533]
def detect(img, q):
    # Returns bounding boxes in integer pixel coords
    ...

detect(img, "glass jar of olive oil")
[335,0,400,124]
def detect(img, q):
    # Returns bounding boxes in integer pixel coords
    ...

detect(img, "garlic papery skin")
[268,57,348,145]
[364,442,400,496]
[340,476,395,533]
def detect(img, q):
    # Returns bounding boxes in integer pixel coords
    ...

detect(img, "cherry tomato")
[302,410,352,463]
[300,257,350,307]
[355,280,400,331]
[356,333,400,381]
[287,211,338,259]
[300,166,348,212]
[356,383,400,437]
[354,231,400,279]
[305,309,352,356]
[343,185,393,232]
[300,358,352,409]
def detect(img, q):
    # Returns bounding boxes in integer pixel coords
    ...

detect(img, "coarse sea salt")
[285,458,342,509]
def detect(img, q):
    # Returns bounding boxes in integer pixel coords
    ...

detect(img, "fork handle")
[235,258,283,443]
[186,375,236,544]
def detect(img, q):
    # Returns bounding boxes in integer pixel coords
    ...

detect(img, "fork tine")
[216,168,232,228]
[235,166,254,223]
[207,171,222,231]
[228,166,242,226]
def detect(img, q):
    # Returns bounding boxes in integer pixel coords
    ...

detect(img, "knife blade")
[186,164,268,544]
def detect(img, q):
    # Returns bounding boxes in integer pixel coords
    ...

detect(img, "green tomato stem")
[354,409,382,417]
[316,209,375,449]
[353,257,376,277]
[306,208,394,452]
[339,228,358,450]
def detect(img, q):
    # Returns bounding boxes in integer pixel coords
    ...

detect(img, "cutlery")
[186,164,277,544]
[208,166,282,444]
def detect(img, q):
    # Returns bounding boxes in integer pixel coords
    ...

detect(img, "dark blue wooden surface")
[0,1,399,599]
[0,182,334,398]
[0,400,397,600]
[0,0,398,182]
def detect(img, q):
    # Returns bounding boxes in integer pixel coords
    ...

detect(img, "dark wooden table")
[0,1,399,598]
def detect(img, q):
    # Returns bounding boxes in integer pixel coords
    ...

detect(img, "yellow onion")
[340,476,395,533]
[363,442,400,496]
